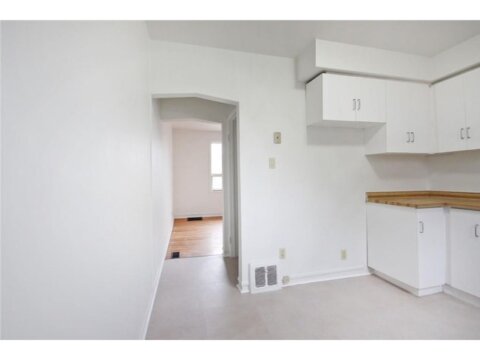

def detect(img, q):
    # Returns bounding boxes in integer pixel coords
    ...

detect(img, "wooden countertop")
[366,191,480,211]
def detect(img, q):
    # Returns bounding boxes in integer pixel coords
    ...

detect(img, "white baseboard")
[140,260,164,339]
[417,286,444,297]
[371,269,443,297]
[285,266,371,288]
[236,277,249,294]
[174,213,223,219]
[444,285,480,308]
[371,270,480,305]
[139,221,174,340]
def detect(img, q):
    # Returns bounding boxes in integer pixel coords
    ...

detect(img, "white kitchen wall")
[173,128,223,218]
[0,21,438,339]
[1,22,157,339]
[0,21,3,339]
[149,40,430,289]
[428,150,480,192]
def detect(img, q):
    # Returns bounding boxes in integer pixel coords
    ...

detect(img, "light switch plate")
[273,132,282,144]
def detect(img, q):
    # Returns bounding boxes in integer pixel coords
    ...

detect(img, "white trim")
[174,214,223,219]
[371,269,443,297]
[140,221,174,340]
[140,259,164,339]
[444,285,480,308]
[236,278,249,294]
[417,286,444,297]
[284,266,371,287]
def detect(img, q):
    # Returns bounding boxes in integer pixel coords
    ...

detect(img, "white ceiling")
[146,21,480,58]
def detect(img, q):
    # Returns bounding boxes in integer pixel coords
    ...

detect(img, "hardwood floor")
[166,216,223,259]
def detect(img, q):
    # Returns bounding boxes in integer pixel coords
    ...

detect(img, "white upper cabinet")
[307,67,480,155]
[365,81,435,154]
[355,76,387,124]
[434,68,480,153]
[464,67,480,150]
[321,73,357,123]
[306,73,386,127]
[434,74,467,153]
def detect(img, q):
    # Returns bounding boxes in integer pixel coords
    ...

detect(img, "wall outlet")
[273,131,282,144]
[269,157,276,169]
[282,275,290,285]
[341,249,347,260]
[279,248,286,259]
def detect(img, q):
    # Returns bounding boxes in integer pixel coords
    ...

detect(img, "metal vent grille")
[255,267,266,288]
[267,265,277,286]
[249,262,281,294]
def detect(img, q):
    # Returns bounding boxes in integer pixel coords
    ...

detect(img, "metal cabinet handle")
[411,132,415,143]
[461,128,465,140]
[353,99,356,111]
[358,99,361,111]
[467,127,471,139]
[419,221,424,234]
[475,224,479,238]
[406,132,411,143]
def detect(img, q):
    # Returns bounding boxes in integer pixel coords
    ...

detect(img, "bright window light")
[211,143,223,191]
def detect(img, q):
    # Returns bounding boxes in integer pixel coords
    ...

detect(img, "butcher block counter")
[366,191,480,211]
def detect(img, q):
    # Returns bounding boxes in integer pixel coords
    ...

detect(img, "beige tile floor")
[146,255,480,340]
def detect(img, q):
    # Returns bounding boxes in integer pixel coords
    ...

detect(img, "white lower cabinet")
[367,203,446,296]
[449,209,480,298]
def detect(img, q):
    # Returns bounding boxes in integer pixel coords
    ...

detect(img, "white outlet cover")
[269,157,276,169]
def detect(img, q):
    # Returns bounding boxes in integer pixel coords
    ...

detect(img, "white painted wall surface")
[172,128,223,218]
[1,22,157,339]
[0,21,3,339]
[149,41,430,289]
[432,34,480,81]
[428,151,480,192]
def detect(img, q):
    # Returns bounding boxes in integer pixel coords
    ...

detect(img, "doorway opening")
[167,121,224,259]
[152,95,240,266]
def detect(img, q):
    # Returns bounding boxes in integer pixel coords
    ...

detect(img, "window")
[210,143,223,191]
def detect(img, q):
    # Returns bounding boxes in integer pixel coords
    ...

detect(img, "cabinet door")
[322,74,357,122]
[417,208,446,289]
[449,209,480,297]
[411,85,436,153]
[464,67,480,150]
[434,75,467,153]
[356,77,386,124]
[367,204,419,288]
[385,81,412,152]
[386,81,433,153]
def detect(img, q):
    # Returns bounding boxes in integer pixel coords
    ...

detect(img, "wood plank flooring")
[166,216,223,259]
